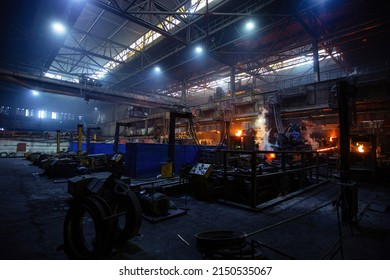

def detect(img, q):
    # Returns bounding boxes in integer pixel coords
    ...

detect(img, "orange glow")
[266,153,276,161]
[357,144,364,153]
[317,147,338,152]
[329,136,336,142]
[235,130,243,137]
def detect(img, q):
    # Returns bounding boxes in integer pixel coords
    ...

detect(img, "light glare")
[52,22,66,34]
[195,46,203,54]
[246,21,255,31]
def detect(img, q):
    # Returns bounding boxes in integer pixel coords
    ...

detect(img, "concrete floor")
[0,157,389,260]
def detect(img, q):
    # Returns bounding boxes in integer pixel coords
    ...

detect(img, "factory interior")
[0,0,389,260]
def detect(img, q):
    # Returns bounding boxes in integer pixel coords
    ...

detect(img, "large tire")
[111,188,142,243]
[63,195,116,259]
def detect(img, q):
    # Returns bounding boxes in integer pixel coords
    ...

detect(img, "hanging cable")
[268,95,284,133]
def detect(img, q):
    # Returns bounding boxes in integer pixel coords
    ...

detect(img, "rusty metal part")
[140,192,170,217]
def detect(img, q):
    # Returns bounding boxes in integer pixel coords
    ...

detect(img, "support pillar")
[337,80,357,223]
[167,111,192,176]
[312,38,320,82]
[230,66,236,98]
[56,130,61,153]
[77,124,83,156]
[114,122,132,154]
[181,83,187,105]
[226,121,231,150]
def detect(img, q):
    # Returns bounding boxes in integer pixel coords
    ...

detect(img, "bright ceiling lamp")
[245,20,255,31]
[52,22,66,34]
[195,46,203,54]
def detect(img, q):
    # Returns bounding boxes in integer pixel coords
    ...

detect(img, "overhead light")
[154,66,161,73]
[195,46,203,54]
[245,21,255,31]
[32,90,39,96]
[52,22,66,34]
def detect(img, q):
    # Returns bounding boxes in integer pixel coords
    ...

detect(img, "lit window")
[98,0,216,75]
[44,72,62,80]
[51,112,57,119]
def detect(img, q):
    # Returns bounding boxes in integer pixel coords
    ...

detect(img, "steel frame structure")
[1,0,389,108]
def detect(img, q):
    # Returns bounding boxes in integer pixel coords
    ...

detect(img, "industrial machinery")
[113,122,132,154]
[349,134,377,182]
[63,154,142,259]
[276,123,306,150]
[79,73,102,87]
[63,153,177,258]
[139,191,170,217]
[46,157,80,178]
[188,163,216,199]
[166,111,194,177]
[64,173,142,259]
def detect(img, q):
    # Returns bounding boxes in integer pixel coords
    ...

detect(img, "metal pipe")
[177,234,190,246]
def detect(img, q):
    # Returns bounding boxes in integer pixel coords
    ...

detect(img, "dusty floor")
[0,157,389,260]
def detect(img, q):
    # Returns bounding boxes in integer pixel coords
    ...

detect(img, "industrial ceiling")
[0,0,389,108]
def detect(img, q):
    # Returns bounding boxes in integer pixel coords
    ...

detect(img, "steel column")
[337,80,357,223]
[77,124,83,156]
[56,130,61,153]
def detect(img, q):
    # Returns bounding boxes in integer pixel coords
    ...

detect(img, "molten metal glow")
[316,147,338,152]
[357,144,365,153]
[235,130,242,137]
[265,153,276,161]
